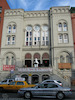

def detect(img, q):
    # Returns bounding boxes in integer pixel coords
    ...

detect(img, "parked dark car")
[18,82,72,100]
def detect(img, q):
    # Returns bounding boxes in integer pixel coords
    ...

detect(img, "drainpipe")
[49,10,52,67]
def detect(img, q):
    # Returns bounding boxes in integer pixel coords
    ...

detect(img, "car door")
[4,82,16,90]
[15,82,25,90]
[47,83,59,96]
[32,83,49,96]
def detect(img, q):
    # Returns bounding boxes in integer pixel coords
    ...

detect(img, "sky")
[6,0,75,11]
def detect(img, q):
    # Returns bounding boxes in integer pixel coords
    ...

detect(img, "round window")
[26,26,32,31]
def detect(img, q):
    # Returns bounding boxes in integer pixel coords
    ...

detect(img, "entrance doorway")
[25,60,31,67]
[21,74,28,83]
[43,60,49,67]
[42,75,50,81]
[32,75,39,84]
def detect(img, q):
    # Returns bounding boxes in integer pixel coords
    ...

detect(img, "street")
[0,92,75,100]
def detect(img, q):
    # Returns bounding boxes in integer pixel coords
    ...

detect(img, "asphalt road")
[0,92,75,100]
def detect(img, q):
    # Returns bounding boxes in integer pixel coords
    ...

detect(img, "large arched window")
[33,25,40,46]
[5,53,16,65]
[42,25,49,46]
[25,25,32,46]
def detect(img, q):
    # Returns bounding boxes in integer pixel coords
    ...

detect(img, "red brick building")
[70,7,75,57]
[0,0,10,49]
[70,7,75,85]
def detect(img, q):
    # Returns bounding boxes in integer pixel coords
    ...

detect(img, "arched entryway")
[25,53,32,67]
[42,53,49,67]
[42,74,50,81]
[33,53,40,67]
[21,74,28,83]
[32,74,39,84]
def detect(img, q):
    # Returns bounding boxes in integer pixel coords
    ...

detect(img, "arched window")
[60,55,64,63]
[7,36,10,45]
[11,57,14,65]
[33,25,40,46]
[58,23,62,31]
[64,34,68,43]
[6,56,9,65]
[42,25,49,46]
[63,23,67,31]
[58,34,63,43]
[12,36,15,44]
[8,25,11,33]
[66,55,70,63]
[25,26,32,46]
[12,25,16,33]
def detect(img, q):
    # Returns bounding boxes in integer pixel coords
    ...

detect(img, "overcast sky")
[6,0,75,11]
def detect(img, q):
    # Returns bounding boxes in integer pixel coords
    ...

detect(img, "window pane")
[34,37,36,41]
[13,25,16,29]
[17,82,24,85]
[26,32,28,36]
[30,32,32,36]
[59,23,62,27]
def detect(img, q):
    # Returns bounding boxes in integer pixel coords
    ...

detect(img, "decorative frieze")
[4,9,48,17]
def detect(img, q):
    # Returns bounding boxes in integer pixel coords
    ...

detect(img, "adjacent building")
[0,6,74,86]
[0,0,10,48]
[0,0,10,75]
[70,7,75,84]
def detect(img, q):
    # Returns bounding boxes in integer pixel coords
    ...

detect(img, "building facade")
[0,6,74,86]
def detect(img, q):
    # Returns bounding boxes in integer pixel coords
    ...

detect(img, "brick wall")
[0,0,10,48]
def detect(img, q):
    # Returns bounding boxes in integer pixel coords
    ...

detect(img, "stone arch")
[42,53,49,59]
[25,53,32,59]
[57,19,68,25]
[3,51,16,58]
[33,53,40,59]
[7,21,17,27]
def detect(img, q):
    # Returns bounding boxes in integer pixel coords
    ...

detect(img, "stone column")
[40,27,42,46]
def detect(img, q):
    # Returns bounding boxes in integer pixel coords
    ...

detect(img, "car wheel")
[56,92,64,100]
[24,92,31,99]
[0,87,3,92]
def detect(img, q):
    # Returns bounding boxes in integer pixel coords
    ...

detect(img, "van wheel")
[56,92,64,100]
[24,91,31,99]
